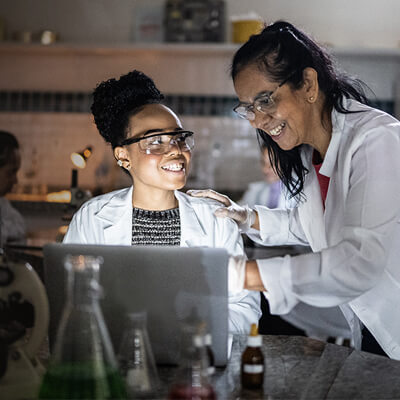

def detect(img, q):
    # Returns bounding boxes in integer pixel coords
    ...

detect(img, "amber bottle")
[241,323,264,390]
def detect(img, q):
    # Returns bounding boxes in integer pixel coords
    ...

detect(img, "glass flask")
[117,311,159,398]
[38,255,126,399]
[167,323,216,400]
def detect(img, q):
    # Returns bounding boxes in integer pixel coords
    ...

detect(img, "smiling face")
[114,104,192,207]
[233,63,319,152]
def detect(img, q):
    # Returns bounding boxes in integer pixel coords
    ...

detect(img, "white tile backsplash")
[0,113,264,194]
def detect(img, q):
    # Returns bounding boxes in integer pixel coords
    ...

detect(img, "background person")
[188,21,400,357]
[63,70,261,334]
[0,130,26,247]
[239,144,286,209]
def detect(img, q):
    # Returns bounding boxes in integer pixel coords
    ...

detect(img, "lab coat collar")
[319,105,346,178]
[94,187,207,246]
[174,190,207,246]
[96,186,133,245]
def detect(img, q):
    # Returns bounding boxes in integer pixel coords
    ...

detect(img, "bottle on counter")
[204,333,215,376]
[241,323,264,390]
[167,322,216,399]
[38,255,126,399]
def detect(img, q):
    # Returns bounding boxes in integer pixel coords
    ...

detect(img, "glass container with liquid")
[167,323,216,399]
[241,323,264,390]
[38,255,126,399]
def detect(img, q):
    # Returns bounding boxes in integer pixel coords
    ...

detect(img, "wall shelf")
[1,41,400,58]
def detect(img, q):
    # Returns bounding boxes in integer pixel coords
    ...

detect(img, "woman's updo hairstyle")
[91,70,164,148]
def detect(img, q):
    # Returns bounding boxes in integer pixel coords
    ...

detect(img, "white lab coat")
[240,183,351,340]
[249,99,400,358]
[0,197,26,246]
[64,187,261,334]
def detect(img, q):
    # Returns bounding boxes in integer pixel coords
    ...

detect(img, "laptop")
[43,243,230,366]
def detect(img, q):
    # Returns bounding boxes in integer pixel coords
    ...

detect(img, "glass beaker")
[167,322,216,400]
[38,255,126,399]
[117,311,159,398]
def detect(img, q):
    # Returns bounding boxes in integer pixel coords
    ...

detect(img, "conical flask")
[117,311,159,398]
[38,255,126,399]
[167,322,216,400]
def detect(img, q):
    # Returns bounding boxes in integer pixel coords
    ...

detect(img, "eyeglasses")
[121,130,194,155]
[233,74,294,121]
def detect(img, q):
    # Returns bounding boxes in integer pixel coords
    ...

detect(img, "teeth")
[162,163,184,171]
[269,123,286,136]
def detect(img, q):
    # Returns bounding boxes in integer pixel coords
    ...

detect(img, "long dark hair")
[231,20,370,198]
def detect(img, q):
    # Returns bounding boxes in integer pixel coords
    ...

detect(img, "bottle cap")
[204,333,212,346]
[193,334,204,347]
[247,323,262,347]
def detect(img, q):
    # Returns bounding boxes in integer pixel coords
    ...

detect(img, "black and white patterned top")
[131,207,181,245]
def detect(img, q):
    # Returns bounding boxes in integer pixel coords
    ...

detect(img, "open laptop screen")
[43,243,229,366]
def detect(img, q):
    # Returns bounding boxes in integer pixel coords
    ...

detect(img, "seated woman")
[63,70,261,333]
[0,130,26,246]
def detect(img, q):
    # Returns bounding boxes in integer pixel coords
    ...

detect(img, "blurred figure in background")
[0,131,26,247]
[239,144,286,209]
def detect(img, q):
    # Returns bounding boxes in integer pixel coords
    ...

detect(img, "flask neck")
[64,255,103,307]
[67,273,101,307]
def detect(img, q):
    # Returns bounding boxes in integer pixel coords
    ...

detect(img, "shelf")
[0,41,240,56]
[331,46,400,58]
[1,41,400,58]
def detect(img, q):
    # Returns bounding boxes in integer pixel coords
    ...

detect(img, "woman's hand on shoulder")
[186,189,257,232]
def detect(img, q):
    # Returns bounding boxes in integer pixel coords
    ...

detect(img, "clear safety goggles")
[121,130,194,155]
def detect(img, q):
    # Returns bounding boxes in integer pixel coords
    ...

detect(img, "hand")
[186,189,256,232]
[228,256,246,294]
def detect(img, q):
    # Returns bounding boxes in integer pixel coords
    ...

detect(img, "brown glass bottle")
[241,324,264,390]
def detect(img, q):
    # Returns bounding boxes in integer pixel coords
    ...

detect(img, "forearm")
[244,260,266,291]
[250,210,260,231]
[250,206,309,246]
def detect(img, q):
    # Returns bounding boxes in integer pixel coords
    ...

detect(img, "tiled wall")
[0,94,395,195]
[0,111,265,195]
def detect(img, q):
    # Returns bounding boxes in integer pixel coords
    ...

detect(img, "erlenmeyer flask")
[167,322,216,400]
[38,255,126,399]
[117,311,159,398]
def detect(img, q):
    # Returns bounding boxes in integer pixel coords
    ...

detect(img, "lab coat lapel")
[299,150,327,251]
[175,191,207,247]
[301,109,345,251]
[95,186,133,245]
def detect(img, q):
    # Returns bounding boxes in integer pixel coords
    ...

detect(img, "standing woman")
[63,70,261,334]
[189,21,400,357]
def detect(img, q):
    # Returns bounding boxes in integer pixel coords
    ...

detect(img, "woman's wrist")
[251,210,260,230]
[244,260,266,291]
